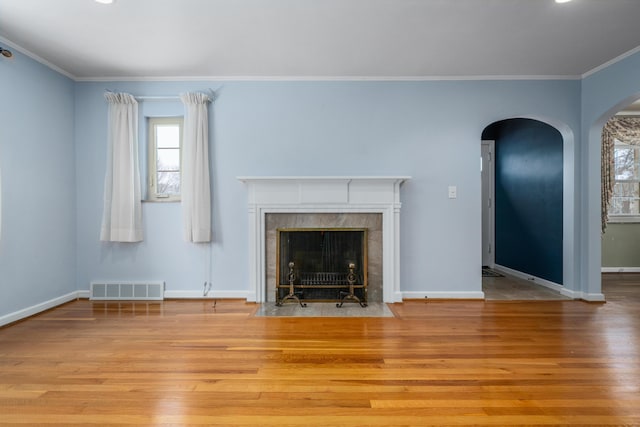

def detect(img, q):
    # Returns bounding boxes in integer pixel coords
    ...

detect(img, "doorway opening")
[600,99,640,301]
[481,118,565,299]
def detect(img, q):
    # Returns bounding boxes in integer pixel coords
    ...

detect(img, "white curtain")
[181,92,211,243]
[100,92,143,242]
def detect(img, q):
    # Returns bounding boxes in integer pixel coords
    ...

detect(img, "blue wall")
[10,40,640,317]
[74,80,580,300]
[0,49,76,319]
[484,119,563,284]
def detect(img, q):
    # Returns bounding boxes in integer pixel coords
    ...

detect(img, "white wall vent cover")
[90,282,165,301]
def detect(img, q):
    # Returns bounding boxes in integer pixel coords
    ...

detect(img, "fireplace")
[267,213,381,303]
[238,176,409,303]
[276,227,368,305]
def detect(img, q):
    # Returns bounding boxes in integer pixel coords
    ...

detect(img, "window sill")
[607,216,640,224]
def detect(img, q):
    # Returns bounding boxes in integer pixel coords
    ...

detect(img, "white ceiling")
[2,0,640,80]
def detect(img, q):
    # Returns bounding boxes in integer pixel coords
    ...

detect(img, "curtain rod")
[134,95,180,101]
[105,89,217,102]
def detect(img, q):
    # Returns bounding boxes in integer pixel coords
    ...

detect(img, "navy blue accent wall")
[483,119,563,284]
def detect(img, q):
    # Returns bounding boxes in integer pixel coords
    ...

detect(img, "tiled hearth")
[238,176,409,303]
[255,302,395,317]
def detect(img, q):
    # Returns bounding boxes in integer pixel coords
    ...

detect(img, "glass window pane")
[610,199,622,215]
[611,181,640,215]
[157,148,180,171]
[156,125,180,148]
[157,171,180,195]
[148,117,182,200]
[613,182,640,198]
[612,198,640,215]
[614,145,638,180]
[614,147,635,180]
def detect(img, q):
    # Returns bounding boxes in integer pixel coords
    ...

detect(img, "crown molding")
[76,74,581,83]
[582,44,640,79]
[0,36,75,80]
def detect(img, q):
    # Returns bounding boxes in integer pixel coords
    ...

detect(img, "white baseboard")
[493,265,605,300]
[578,292,606,302]
[601,267,640,273]
[393,291,404,303]
[492,264,577,296]
[402,291,485,300]
[0,291,81,327]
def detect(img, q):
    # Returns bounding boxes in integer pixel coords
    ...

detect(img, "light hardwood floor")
[0,275,638,426]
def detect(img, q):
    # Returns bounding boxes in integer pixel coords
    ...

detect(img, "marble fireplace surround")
[238,176,409,303]
[266,213,382,303]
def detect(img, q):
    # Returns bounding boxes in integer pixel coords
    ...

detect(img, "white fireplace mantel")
[238,176,410,303]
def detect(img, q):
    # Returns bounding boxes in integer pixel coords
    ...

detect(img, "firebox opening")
[276,228,367,304]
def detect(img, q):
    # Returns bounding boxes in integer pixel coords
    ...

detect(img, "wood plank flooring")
[0,276,639,425]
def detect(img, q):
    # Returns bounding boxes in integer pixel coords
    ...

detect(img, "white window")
[609,140,640,221]
[148,117,183,201]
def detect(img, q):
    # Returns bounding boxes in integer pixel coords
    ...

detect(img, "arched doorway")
[584,95,640,302]
[481,118,566,298]
[600,100,640,300]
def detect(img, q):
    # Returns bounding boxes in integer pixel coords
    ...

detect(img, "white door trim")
[481,140,495,268]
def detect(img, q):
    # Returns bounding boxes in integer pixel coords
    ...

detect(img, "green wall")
[602,223,640,267]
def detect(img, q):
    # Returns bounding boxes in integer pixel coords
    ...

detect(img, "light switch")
[448,186,457,199]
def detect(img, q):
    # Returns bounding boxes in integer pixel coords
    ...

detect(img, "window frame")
[147,116,183,202]
[608,140,640,223]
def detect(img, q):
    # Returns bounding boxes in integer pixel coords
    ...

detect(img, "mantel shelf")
[238,176,410,182]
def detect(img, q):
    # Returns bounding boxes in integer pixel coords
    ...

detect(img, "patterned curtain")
[602,117,640,233]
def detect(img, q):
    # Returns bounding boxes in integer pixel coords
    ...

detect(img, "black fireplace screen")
[276,228,367,301]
